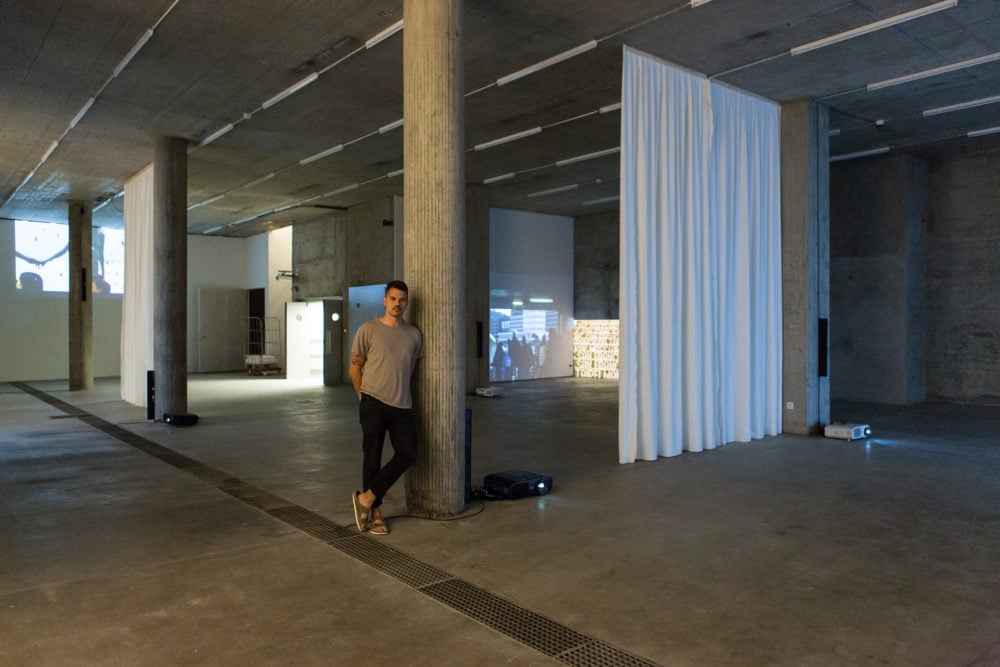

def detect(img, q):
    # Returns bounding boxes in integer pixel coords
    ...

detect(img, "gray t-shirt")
[351,318,423,409]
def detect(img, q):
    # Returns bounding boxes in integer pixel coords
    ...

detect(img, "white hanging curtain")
[619,47,781,463]
[121,164,155,406]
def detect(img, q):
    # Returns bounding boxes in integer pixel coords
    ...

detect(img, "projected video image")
[489,308,572,382]
[14,220,124,294]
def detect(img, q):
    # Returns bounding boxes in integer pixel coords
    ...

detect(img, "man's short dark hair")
[386,280,409,295]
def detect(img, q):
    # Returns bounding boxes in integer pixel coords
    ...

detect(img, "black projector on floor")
[483,470,553,499]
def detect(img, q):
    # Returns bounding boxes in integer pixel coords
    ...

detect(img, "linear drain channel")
[14,382,661,667]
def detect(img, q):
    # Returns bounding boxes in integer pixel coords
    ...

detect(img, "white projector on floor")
[824,423,872,440]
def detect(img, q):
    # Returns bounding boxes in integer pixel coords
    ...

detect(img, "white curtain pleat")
[619,47,781,463]
[121,164,155,406]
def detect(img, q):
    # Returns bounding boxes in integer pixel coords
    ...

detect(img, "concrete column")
[781,99,829,434]
[68,201,93,390]
[402,0,465,517]
[153,136,188,420]
[465,183,489,393]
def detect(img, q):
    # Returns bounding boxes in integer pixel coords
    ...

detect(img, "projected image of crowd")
[489,308,571,382]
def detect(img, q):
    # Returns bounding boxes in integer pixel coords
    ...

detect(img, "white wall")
[0,219,122,382]
[0,219,259,382]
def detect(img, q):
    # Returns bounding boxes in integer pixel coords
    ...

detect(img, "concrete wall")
[186,235,250,372]
[293,198,395,301]
[830,154,927,404]
[574,210,619,319]
[926,150,1000,404]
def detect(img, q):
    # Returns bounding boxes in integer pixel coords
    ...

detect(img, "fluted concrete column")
[465,183,490,393]
[403,0,465,517]
[68,201,93,390]
[153,136,188,420]
[781,99,830,434]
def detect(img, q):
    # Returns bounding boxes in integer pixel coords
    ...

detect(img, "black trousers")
[359,394,418,509]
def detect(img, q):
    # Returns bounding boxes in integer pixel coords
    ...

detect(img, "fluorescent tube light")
[387,169,404,178]
[599,102,622,114]
[299,144,344,165]
[113,28,153,77]
[68,97,95,129]
[527,184,579,198]
[829,128,842,136]
[483,172,515,184]
[240,172,276,189]
[379,118,404,133]
[497,40,598,86]
[691,0,714,6]
[474,127,541,151]
[366,19,403,49]
[829,146,890,162]
[262,72,319,110]
[967,126,1000,138]
[330,183,359,195]
[187,194,225,210]
[40,140,60,163]
[512,299,524,307]
[582,195,620,206]
[556,146,620,167]
[923,94,1000,117]
[202,224,225,235]
[790,1,957,56]
[868,51,1000,90]
[529,297,554,304]
[198,122,235,147]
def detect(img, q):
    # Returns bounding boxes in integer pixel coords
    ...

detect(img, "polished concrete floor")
[2,375,1000,666]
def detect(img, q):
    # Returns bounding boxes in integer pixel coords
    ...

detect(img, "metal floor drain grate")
[422,578,590,656]
[332,536,452,588]
[13,382,662,667]
[558,641,660,667]
[267,505,356,542]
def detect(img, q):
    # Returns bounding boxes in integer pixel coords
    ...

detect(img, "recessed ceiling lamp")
[923,94,1000,117]
[868,51,1000,90]
[474,127,542,151]
[967,126,1000,138]
[829,146,890,162]
[790,0,957,56]
[497,40,598,86]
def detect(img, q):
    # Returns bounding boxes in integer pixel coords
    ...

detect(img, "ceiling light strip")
[198,123,235,148]
[262,72,319,110]
[868,51,1000,91]
[968,126,1000,138]
[366,19,403,49]
[474,127,542,151]
[299,144,344,165]
[483,173,515,185]
[556,146,620,167]
[922,94,1000,117]
[791,0,957,57]
[113,29,154,77]
[582,195,620,206]
[528,184,579,198]
[379,118,404,133]
[829,146,890,162]
[187,194,225,211]
[497,40,598,86]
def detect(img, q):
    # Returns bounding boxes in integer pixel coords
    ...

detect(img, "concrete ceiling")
[2,0,999,237]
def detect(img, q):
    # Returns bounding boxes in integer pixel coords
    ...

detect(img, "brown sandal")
[370,516,389,535]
